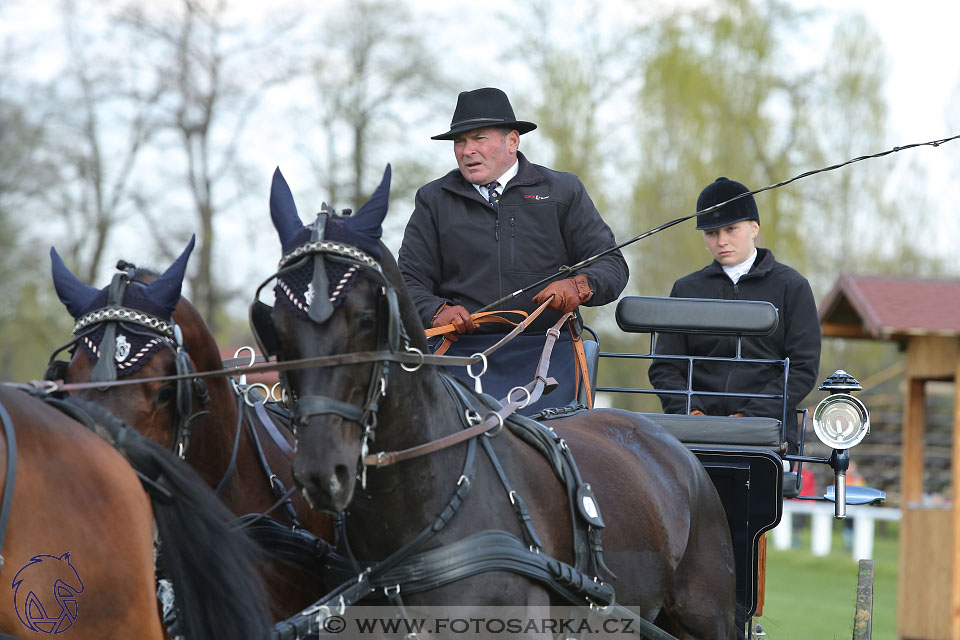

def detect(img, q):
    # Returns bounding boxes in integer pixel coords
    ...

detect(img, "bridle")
[45,269,209,458]
[250,216,416,475]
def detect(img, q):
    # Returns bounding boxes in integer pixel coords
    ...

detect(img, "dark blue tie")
[484,181,501,209]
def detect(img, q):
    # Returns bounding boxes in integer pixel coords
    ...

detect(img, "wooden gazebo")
[819,273,960,640]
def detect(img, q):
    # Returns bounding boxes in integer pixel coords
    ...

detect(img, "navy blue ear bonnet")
[72,281,178,376]
[51,237,194,378]
[270,164,391,322]
[275,217,378,320]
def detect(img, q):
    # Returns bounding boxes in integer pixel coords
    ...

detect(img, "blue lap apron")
[438,332,575,416]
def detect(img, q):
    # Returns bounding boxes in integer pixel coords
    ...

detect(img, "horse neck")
[344,248,483,547]
[346,356,474,553]
[171,300,278,512]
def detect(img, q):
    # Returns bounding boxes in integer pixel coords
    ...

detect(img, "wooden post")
[901,378,926,505]
[853,559,874,640]
[952,356,960,639]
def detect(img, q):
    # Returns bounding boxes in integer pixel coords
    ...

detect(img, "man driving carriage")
[648,177,821,454]
[398,87,628,414]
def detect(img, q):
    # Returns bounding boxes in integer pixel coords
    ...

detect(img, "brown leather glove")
[432,304,476,341]
[690,409,706,416]
[531,275,593,313]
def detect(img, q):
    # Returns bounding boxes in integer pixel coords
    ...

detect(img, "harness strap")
[214,393,245,497]
[294,395,365,422]
[252,401,295,458]
[0,400,17,573]
[571,322,593,409]
[371,530,613,605]
[241,401,300,526]
[90,273,130,383]
[362,311,571,468]
[479,437,545,550]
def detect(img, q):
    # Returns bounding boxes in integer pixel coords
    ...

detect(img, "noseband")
[45,270,209,457]
[250,230,411,472]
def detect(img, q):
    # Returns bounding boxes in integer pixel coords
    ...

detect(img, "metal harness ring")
[482,411,505,438]
[507,385,532,408]
[233,345,257,368]
[400,346,424,372]
[467,352,488,379]
[243,382,270,407]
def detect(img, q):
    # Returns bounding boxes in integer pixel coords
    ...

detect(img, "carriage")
[575,294,884,638]
[25,165,885,640]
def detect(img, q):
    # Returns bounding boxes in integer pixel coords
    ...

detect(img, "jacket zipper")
[510,216,516,265]
[495,215,503,304]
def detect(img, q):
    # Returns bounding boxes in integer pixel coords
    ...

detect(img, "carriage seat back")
[610,297,787,454]
[616,296,778,336]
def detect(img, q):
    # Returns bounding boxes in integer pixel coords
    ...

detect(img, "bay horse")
[48,237,334,620]
[0,384,269,639]
[257,166,738,639]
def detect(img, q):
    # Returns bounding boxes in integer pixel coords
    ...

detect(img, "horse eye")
[358,312,377,331]
[155,384,176,405]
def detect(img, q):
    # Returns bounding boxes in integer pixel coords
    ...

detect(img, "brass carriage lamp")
[813,370,876,518]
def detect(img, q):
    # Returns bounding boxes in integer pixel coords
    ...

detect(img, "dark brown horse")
[48,238,333,620]
[260,166,738,639]
[0,384,270,639]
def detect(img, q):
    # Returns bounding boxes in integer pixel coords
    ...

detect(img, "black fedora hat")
[431,87,537,140]
[695,177,760,230]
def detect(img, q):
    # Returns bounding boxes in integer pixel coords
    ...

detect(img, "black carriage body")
[584,296,806,619]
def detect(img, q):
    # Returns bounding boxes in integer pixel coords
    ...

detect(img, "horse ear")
[144,235,195,317]
[270,167,305,251]
[50,247,100,318]
[344,163,390,243]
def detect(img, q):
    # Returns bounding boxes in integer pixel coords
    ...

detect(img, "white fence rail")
[771,499,900,560]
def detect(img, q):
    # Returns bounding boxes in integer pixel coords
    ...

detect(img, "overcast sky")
[2,0,958,280]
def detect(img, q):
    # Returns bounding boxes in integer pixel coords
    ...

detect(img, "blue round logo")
[12,553,84,634]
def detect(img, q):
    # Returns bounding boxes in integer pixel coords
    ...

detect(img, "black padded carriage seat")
[577,296,799,493]
[615,295,786,449]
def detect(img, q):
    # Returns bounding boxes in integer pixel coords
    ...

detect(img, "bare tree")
[306,0,447,213]
[21,0,167,282]
[116,0,303,330]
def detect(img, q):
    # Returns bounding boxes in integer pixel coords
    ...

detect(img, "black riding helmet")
[695,177,760,230]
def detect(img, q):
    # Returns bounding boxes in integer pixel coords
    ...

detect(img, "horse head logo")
[12,553,84,634]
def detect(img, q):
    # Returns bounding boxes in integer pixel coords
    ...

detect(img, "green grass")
[758,523,898,639]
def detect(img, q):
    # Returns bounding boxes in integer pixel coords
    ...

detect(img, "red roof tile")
[819,274,960,339]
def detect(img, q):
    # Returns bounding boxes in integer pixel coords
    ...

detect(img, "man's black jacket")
[398,152,628,333]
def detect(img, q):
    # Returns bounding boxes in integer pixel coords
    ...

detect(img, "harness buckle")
[383,584,401,597]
